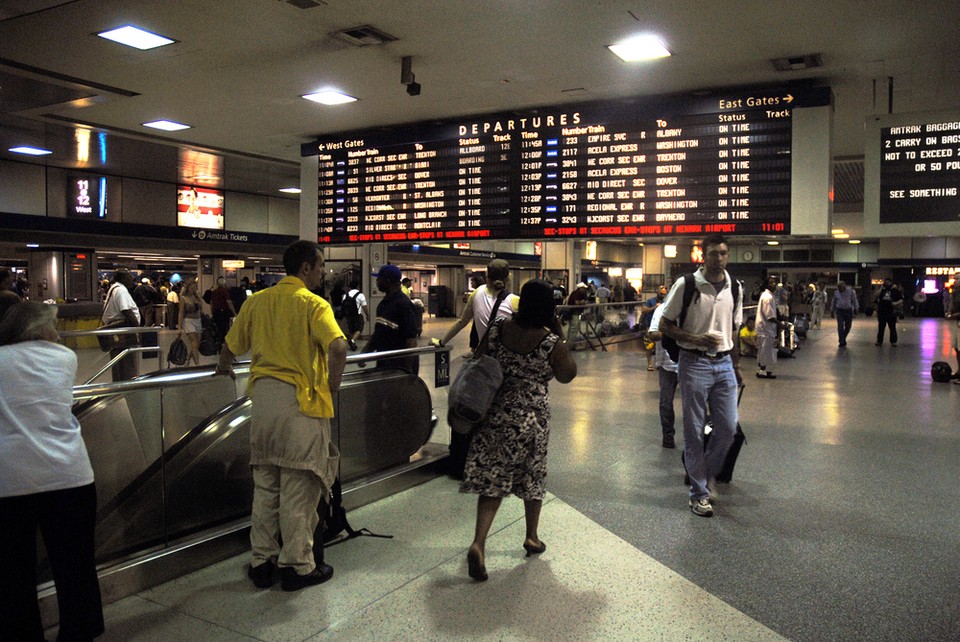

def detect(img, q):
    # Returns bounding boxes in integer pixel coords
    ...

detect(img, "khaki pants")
[249,378,337,574]
[250,465,322,574]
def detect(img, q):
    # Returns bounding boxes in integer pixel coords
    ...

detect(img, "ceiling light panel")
[302,90,357,105]
[9,146,52,155]
[608,35,671,62]
[97,25,175,50]
[143,120,191,131]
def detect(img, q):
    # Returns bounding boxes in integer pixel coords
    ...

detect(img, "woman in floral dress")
[461,279,577,581]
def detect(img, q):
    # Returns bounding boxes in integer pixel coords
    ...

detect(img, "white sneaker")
[689,497,713,517]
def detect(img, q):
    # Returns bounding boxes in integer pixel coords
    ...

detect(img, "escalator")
[38,354,444,596]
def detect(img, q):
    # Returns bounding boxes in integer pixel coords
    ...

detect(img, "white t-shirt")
[102,282,141,325]
[756,289,778,336]
[347,289,367,317]
[472,284,519,338]
[0,341,95,497]
[660,269,743,353]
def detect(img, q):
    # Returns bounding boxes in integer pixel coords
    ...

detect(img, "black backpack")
[342,290,361,324]
[662,274,741,362]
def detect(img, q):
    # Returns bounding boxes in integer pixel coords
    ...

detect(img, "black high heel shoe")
[467,548,488,581]
[523,541,547,557]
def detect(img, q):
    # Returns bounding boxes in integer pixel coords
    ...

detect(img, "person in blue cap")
[359,264,419,374]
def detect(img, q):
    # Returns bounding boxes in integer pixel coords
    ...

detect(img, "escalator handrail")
[72,344,451,401]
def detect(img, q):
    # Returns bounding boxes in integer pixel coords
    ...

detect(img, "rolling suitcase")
[778,321,796,357]
[683,386,746,485]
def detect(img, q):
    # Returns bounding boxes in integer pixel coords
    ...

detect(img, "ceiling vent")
[286,0,326,8]
[771,54,823,72]
[330,25,398,47]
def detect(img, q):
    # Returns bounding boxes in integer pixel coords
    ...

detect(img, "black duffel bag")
[931,361,953,383]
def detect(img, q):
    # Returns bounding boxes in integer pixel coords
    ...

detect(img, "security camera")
[406,82,421,96]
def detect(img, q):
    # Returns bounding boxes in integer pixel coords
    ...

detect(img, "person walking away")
[215,241,347,591]
[133,277,160,326]
[359,264,420,374]
[810,283,827,329]
[0,302,105,641]
[166,282,180,330]
[461,280,577,581]
[101,268,141,381]
[209,277,237,348]
[435,259,518,353]
[830,281,859,347]
[756,275,780,379]
[660,234,744,518]
[875,278,903,345]
[647,304,679,448]
[564,282,589,342]
[946,289,960,382]
[342,278,367,351]
[912,287,927,317]
[640,285,668,370]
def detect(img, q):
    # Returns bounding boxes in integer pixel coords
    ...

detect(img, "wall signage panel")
[865,109,960,237]
[307,87,830,243]
[879,120,960,223]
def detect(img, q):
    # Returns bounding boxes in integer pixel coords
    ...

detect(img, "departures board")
[305,87,831,243]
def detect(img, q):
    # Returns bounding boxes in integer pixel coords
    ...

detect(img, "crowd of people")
[8,237,960,642]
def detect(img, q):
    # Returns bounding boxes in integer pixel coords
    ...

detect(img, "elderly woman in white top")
[0,301,104,641]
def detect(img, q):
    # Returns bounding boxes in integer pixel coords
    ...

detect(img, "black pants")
[109,341,138,382]
[212,310,232,347]
[0,483,104,641]
[877,311,898,344]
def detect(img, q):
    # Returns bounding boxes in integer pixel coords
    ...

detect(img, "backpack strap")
[676,273,697,332]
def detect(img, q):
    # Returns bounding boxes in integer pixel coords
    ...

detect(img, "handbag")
[167,337,189,366]
[446,290,508,434]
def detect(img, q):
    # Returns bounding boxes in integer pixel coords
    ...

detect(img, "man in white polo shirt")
[660,234,744,518]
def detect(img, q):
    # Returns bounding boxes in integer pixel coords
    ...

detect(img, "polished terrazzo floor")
[58,314,960,641]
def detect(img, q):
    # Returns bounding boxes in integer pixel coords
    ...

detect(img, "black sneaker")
[247,561,277,589]
[662,437,676,449]
[281,564,334,592]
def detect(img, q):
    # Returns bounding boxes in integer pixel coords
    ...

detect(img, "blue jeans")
[678,351,739,500]
[835,308,853,344]
[658,367,678,439]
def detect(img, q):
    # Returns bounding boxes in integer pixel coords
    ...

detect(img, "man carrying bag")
[100,268,140,381]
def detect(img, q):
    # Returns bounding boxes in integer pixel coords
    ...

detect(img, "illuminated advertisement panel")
[177,186,224,229]
[67,175,107,218]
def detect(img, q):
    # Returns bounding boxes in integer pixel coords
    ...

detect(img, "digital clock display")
[306,87,831,243]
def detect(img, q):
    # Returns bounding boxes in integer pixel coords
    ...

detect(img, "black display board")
[880,119,960,223]
[306,87,831,243]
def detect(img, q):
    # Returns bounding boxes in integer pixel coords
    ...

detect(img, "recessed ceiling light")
[302,90,358,105]
[834,233,850,239]
[279,187,302,194]
[26,243,40,248]
[9,146,52,156]
[831,228,844,235]
[767,241,780,245]
[143,120,191,131]
[98,25,175,50]
[607,35,671,62]
[848,239,861,244]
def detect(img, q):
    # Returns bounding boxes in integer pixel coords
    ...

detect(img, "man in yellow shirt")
[216,241,347,592]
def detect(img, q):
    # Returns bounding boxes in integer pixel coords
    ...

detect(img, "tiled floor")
[57,314,960,640]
